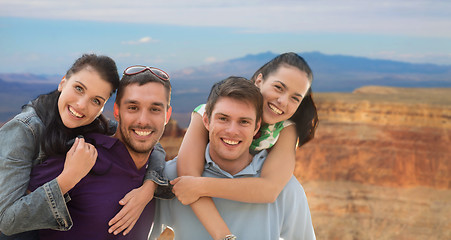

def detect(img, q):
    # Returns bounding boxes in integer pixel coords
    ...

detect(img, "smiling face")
[114,82,171,160]
[57,66,112,129]
[255,65,310,125]
[203,97,260,175]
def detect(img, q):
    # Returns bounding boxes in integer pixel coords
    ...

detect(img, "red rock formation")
[162,118,187,138]
[295,86,451,239]
[160,119,186,160]
[296,86,451,189]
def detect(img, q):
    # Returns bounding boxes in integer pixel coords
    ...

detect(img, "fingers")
[179,198,193,205]
[74,139,97,158]
[122,220,137,236]
[108,188,145,236]
[109,210,124,227]
[91,145,98,159]
[108,202,133,235]
[114,218,133,235]
[119,192,133,206]
[109,190,136,228]
[109,212,134,235]
[108,215,122,234]
[75,136,85,149]
[67,137,79,155]
[170,177,181,185]
[63,137,97,180]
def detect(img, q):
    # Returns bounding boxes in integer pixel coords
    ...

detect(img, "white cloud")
[1,0,450,38]
[121,36,157,45]
[370,51,451,65]
[204,57,217,63]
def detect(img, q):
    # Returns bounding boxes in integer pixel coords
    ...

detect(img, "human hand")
[57,137,97,194]
[171,176,204,205]
[157,226,175,240]
[108,181,156,235]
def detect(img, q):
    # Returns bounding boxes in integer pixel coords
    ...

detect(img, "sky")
[0,0,450,75]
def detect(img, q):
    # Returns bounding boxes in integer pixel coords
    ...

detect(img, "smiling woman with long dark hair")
[0,54,120,238]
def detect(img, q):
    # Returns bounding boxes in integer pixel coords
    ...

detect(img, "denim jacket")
[0,105,70,237]
[0,105,172,238]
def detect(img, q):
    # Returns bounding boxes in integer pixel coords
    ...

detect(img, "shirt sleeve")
[144,142,175,199]
[193,103,206,116]
[0,117,72,235]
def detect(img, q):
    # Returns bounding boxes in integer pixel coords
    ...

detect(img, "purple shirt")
[28,133,155,240]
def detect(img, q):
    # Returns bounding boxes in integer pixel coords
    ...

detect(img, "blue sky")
[0,0,450,75]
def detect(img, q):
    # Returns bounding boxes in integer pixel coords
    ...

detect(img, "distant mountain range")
[169,51,451,116]
[1,51,450,123]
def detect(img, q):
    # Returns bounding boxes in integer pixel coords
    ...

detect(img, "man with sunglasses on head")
[27,66,173,240]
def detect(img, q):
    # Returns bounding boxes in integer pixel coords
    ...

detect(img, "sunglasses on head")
[123,65,170,81]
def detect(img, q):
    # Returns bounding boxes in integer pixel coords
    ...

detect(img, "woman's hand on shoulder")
[57,137,97,194]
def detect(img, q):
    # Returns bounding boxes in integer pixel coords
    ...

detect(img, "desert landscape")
[160,86,451,240]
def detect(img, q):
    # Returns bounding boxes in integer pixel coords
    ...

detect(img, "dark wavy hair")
[31,54,120,156]
[250,52,319,147]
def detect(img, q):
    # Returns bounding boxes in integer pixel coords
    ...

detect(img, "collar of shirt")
[204,144,268,178]
[84,132,119,150]
[84,132,151,173]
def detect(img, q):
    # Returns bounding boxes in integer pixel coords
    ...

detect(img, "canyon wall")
[295,86,451,239]
[297,86,450,189]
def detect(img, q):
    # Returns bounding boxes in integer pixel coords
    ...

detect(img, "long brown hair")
[251,52,318,147]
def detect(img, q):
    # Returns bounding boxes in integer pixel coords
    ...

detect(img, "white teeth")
[135,130,152,136]
[269,104,283,115]
[223,139,239,145]
[69,106,83,118]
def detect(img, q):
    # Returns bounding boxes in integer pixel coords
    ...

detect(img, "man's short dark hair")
[205,76,263,126]
[116,70,172,107]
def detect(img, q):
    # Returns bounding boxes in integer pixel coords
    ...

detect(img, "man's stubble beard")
[117,117,157,155]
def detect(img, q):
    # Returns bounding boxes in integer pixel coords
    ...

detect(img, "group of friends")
[0,52,318,240]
